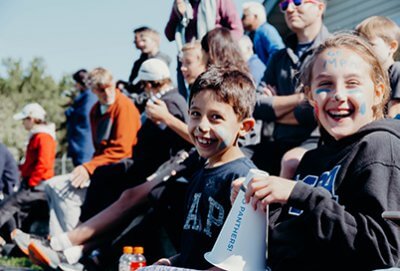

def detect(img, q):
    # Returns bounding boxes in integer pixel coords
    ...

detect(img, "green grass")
[0,256,43,270]
[0,256,118,271]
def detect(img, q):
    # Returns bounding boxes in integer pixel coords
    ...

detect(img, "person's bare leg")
[279,146,308,179]
[58,148,191,247]
[28,149,191,268]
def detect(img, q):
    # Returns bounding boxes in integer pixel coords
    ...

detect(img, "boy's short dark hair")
[189,65,256,120]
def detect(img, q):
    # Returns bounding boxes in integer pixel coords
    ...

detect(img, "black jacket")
[269,119,400,270]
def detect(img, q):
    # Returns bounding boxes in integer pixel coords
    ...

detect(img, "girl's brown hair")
[201,27,250,74]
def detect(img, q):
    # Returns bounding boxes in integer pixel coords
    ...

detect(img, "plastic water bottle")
[130,246,146,270]
[119,246,134,271]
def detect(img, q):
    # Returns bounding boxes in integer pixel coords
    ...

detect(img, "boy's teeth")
[198,138,210,144]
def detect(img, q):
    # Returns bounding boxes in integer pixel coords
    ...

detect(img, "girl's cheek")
[348,88,366,115]
[310,94,322,118]
[314,104,320,118]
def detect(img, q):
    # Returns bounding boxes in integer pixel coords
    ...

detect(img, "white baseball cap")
[13,103,46,121]
[136,58,170,82]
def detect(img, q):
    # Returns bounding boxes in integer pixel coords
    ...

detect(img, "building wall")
[324,0,400,31]
[265,0,400,39]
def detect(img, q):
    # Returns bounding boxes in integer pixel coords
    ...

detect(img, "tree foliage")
[0,57,72,160]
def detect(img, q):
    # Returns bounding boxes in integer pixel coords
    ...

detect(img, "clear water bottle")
[119,246,134,271]
[130,246,146,270]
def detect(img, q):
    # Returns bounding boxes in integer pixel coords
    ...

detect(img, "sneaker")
[11,229,47,256]
[58,262,85,271]
[28,239,63,269]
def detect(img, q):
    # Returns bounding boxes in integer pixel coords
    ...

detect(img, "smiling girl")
[231,32,400,270]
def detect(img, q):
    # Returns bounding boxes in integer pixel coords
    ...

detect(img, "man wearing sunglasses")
[252,0,330,178]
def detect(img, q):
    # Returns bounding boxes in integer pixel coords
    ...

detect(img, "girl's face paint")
[315,88,331,95]
[310,47,381,140]
[359,102,366,115]
[188,90,244,166]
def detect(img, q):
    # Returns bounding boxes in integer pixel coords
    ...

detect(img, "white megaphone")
[204,169,269,271]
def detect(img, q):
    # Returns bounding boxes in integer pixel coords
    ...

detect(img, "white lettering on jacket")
[289,165,340,216]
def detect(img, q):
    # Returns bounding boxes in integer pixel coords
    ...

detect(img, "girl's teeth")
[328,109,352,118]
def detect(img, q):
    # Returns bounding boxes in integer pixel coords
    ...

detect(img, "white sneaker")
[59,262,85,271]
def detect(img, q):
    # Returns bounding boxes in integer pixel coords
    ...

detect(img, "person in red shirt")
[0,103,56,240]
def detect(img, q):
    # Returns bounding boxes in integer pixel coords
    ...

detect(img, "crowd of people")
[0,0,400,270]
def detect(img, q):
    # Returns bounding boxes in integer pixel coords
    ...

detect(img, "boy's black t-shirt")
[177,156,256,269]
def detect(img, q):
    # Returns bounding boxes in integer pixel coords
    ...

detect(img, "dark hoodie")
[268,118,400,271]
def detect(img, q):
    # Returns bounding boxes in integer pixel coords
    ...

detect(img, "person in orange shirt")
[45,67,141,236]
[0,103,56,240]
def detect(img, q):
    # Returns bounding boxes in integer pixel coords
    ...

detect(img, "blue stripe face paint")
[360,103,366,115]
[214,126,233,151]
[348,89,362,95]
[315,88,331,95]
[347,88,366,115]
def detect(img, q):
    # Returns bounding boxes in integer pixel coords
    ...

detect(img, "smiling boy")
[154,66,257,269]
